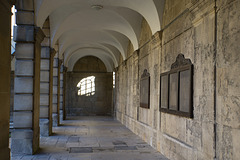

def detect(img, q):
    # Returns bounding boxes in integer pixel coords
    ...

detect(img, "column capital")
[34,27,45,43]
[58,59,63,66]
[50,48,56,57]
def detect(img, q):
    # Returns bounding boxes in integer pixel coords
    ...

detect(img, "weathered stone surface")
[66,71,113,116]
[40,119,50,136]
[40,83,49,94]
[40,71,50,82]
[41,59,50,70]
[13,112,32,128]
[52,113,58,127]
[41,47,50,58]
[15,43,34,59]
[52,103,57,113]
[40,94,49,106]
[16,0,34,11]
[14,94,33,110]
[40,106,49,118]
[16,11,34,25]
[53,68,58,76]
[15,77,33,93]
[14,25,34,42]
[15,60,34,76]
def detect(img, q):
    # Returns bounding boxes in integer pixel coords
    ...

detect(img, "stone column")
[52,55,59,126]
[63,67,67,120]
[0,1,13,159]
[39,19,55,136]
[57,60,63,124]
[11,0,45,154]
[59,64,64,122]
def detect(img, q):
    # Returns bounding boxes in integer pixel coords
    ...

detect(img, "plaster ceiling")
[35,0,165,72]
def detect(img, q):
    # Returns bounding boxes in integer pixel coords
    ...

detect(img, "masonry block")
[40,71,49,82]
[14,25,34,42]
[60,103,63,110]
[15,77,33,93]
[53,77,58,85]
[40,119,50,136]
[53,86,58,94]
[41,59,50,70]
[53,68,58,76]
[40,83,49,94]
[40,94,49,106]
[40,106,49,118]
[15,60,34,76]
[15,43,34,59]
[52,113,58,127]
[16,0,34,11]
[16,11,34,25]
[52,103,57,113]
[13,112,32,128]
[11,130,33,154]
[14,94,33,110]
[53,59,58,67]
[41,47,50,58]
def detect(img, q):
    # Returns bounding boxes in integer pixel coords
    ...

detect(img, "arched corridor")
[11,117,168,160]
[1,0,240,160]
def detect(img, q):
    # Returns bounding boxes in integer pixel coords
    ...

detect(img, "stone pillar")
[0,1,13,159]
[59,65,64,122]
[39,19,55,136]
[52,55,59,126]
[11,0,45,154]
[63,67,67,120]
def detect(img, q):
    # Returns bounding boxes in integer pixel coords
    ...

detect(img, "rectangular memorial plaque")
[179,70,190,112]
[140,69,150,109]
[160,74,168,109]
[169,72,178,111]
[159,54,193,118]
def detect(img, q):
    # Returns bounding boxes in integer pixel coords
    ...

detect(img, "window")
[11,6,16,54]
[77,76,95,96]
[113,72,115,88]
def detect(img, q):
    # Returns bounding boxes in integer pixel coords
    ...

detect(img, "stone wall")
[115,0,240,160]
[216,0,240,159]
[66,56,113,116]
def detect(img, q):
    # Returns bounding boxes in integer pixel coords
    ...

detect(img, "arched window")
[77,76,95,96]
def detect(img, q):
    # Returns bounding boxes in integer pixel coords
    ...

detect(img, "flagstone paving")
[11,116,168,160]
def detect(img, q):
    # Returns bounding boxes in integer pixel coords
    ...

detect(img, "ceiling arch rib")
[58,30,127,60]
[63,43,120,67]
[64,46,118,68]
[67,48,114,72]
[51,9,139,51]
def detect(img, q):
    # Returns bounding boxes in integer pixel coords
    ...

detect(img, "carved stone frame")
[140,69,150,109]
[160,54,193,118]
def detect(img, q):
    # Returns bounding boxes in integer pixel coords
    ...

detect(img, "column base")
[11,130,34,154]
[52,113,58,127]
[60,110,63,123]
[40,119,51,137]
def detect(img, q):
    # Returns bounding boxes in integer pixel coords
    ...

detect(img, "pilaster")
[11,0,45,154]
[39,18,54,136]
[52,55,59,126]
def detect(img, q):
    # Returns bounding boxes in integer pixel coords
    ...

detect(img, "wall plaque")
[160,54,193,118]
[140,69,150,109]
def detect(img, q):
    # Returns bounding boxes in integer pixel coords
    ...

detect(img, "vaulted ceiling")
[35,0,165,72]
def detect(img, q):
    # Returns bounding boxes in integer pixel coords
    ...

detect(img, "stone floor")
[11,116,168,160]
